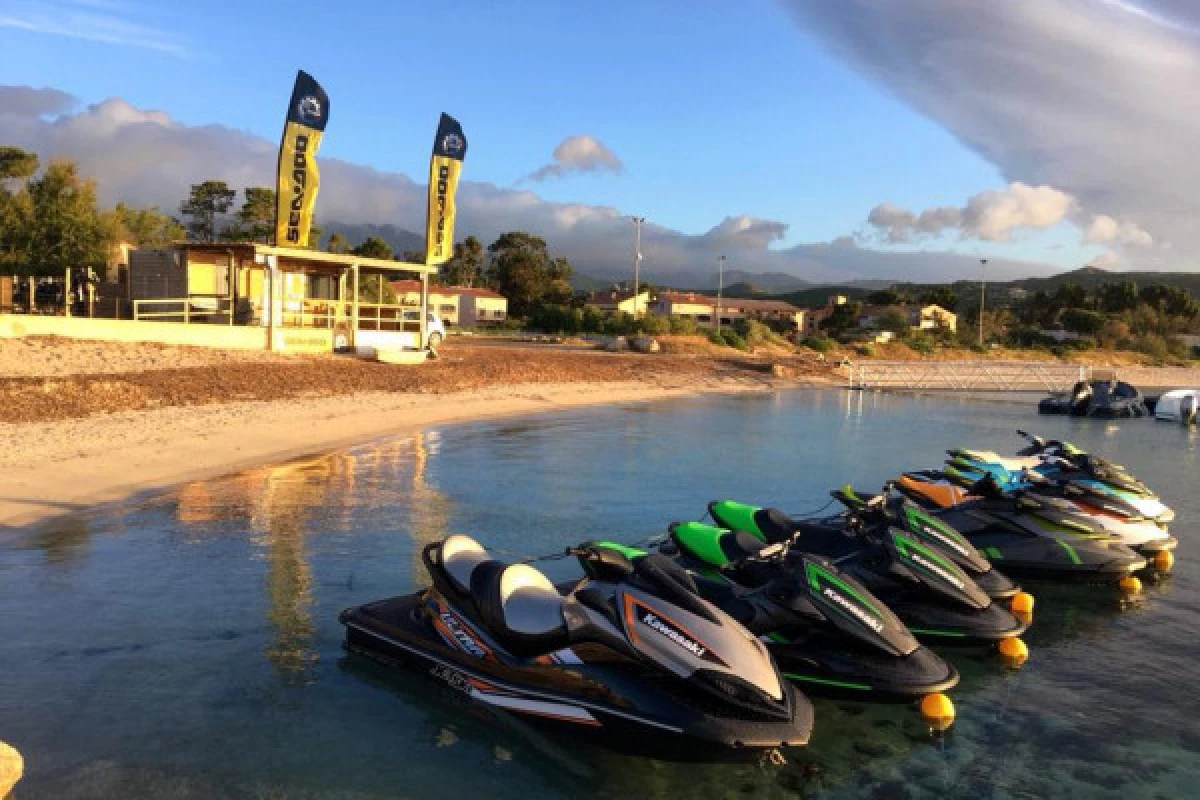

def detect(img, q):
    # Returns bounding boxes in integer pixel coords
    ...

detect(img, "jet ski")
[1155,389,1199,425]
[1010,431,1175,519]
[826,485,1022,601]
[590,533,961,702]
[891,471,1148,584]
[339,535,813,759]
[1038,379,1149,418]
[948,434,1174,524]
[939,462,1177,560]
[704,501,1028,645]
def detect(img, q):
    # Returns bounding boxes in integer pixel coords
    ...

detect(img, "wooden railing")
[132,297,234,324]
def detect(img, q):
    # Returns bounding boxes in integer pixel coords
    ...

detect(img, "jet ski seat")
[431,534,568,654]
[470,560,569,654]
[440,534,490,594]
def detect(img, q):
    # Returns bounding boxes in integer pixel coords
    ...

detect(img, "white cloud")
[526,135,623,181]
[868,182,1074,243]
[963,183,1074,242]
[0,1,190,56]
[1084,214,1154,247]
[782,0,1200,269]
[700,215,788,250]
[0,84,1062,284]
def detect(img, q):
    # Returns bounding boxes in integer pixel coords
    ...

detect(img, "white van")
[400,309,447,348]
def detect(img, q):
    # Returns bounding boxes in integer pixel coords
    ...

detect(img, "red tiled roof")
[454,286,505,299]
[655,291,799,313]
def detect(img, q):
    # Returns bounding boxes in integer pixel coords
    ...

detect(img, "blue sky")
[2,0,1191,280]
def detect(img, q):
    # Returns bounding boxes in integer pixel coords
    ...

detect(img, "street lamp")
[978,258,988,348]
[631,216,645,318]
[716,254,726,334]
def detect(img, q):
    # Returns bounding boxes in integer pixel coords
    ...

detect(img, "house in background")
[457,286,508,326]
[583,289,651,316]
[857,303,957,334]
[649,291,804,329]
[390,280,464,325]
[390,280,508,327]
[918,304,957,332]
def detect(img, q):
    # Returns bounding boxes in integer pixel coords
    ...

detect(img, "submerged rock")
[0,741,23,798]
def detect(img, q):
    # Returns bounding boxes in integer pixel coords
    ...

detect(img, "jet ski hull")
[340,594,813,759]
[767,635,959,700]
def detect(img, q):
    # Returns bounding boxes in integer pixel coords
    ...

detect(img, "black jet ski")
[1038,379,1149,418]
[591,535,960,702]
[705,501,1028,645]
[892,471,1148,585]
[339,535,812,759]
[825,485,1022,602]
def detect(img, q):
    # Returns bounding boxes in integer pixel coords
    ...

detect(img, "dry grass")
[0,338,840,423]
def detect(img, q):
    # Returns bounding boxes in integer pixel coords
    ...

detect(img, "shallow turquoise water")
[2,389,1198,798]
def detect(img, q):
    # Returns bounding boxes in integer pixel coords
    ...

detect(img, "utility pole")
[978,258,988,348]
[631,216,645,318]
[716,255,726,334]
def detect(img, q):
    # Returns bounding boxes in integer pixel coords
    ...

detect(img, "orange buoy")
[1154,550,1175,573]
[919,692,956,733]
[997,637,1029,669]
[1119,575,1143,595]
[1010,591,1035,623]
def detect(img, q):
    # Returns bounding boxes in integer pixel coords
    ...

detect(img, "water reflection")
[406,431,454,579]
[28,515,93,564]
[170,434,457,683]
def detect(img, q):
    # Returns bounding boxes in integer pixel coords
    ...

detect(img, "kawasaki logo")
[917,522,968,556]
[285,133,310,244]
[641,611,707,658]
[821,587,884,633]
[908,551,965,589]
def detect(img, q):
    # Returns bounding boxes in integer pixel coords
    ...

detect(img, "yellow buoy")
[919,692,956,733]
[1154,550,1175,573]
[1010,591,1035,623]
[1119,575,1143,595]
[997,637,1029,669]
[0,740,23,799]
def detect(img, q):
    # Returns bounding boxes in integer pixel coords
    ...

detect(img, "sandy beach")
[0,336,836,528]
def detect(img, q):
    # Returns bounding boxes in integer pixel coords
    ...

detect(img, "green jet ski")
[888,471,1148,584]
[588,535,960,702]
[701,502,1029,645]
[822,485,1021,602]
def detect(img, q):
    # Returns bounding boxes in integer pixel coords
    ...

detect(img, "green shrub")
[601,312,638,336]
[906,330,936,354]
[855,344,876,357]
[668,314,698,334]
[721,330,748,350]
[639,314,670,335]
[580,306,605,333]
[801,335,836,353]
[731,318,783,348]
[527,304,581,333]
[1005,327,1058,349]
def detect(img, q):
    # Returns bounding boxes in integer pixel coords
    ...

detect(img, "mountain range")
[317,223,1199,305]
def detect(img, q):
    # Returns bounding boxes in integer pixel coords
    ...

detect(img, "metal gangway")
[849,360,1091,392]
